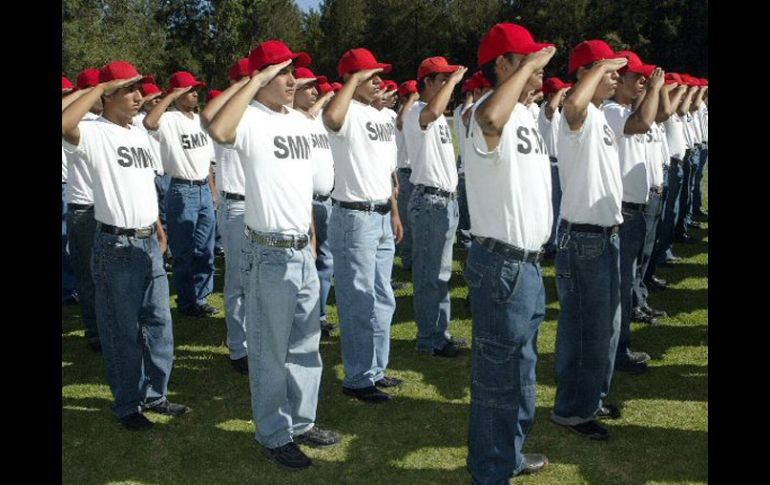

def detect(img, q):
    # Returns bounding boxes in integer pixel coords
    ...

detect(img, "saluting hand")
[100,75,143,96]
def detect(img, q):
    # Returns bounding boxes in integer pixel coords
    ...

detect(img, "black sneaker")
[145,400,191,417]
[199,303,219,316]
[448,336,468,348]
[261,442,312,469]
[432,342,463,358]
[375,376,404,388]
[596,404,621,419]
[179,304,217,318]
[642,306,667,318]
[320,321,335,338]
[294,426,341,448]
[342,385,392,403]
[120,412,153,431]
[627,350,651,364]
[230,356,248,375]
[554,419,609,440]
[615,360,648,374]
[631,308,658,325]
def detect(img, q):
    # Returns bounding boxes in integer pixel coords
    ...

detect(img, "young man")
[63,68,103,352]
[538,77,571,256]
[453,77,475,250]
[322,47,404,403]
[396,79,418,267]
[144,70,218,318]
[463,22,555,483]
[401,56,468,357]
[200,58,251,374]
[673,78,700,244]
[551,40,628,441]
[62,60,189,431]
[62,76,78,306]
[208,40,341,469]
[292,66,337,338]
[602,50,663,372]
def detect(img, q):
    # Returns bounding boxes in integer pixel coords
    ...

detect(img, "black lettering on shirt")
[439,124,452,144]
[116,146,152,168]
[365,121,395,142]
[180,132,210,150]
[517,127,532,154]
[117,146,132,167]
[311,133,330,150]
[602,125,614,146]
[274,135,310,160]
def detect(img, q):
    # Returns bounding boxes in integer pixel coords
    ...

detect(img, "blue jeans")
[66,204,99,344]
[456,172,472,249]
[617,207,645,363]
[62,183,77,302]
[633,192,663,310]
[396,169,414,269]
[218,197,247,360]
[654,158,683,263]
[676,148,700,235]
[91,227,174,418]
[692,143,707,213]
[464,241,546,483]
[329,206,396,389]
[313,198,334,323]
[552,227,621,425]
[240,239,321,448]
[408,190,459,352]
[166,180,216,311]
[544,158,562,252]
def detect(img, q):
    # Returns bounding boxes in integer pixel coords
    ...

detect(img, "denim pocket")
[574,233,605,260]
[258,247,294,265]
[472,337,517,399]
[493,260,522,304]
[103,235,134,264]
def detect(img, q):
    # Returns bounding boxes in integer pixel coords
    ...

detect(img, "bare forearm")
[323,78,358,131]
[143,95,175,131]
[62,85,104,137]
[563,64,606,127]
[476,65,536,134]
[208,76,264,144]
[421,79,459,127]
[201,78,249,126]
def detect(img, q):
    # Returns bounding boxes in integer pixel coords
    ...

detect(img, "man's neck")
[103,111,131,128]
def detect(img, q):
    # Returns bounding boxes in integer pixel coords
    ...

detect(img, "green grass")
[62,170,707,485]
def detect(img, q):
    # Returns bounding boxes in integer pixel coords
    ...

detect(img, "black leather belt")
[171,177,207,186]
[332,199,391,215]
[415,184,455,199]
[398,168,412,174]
[474,236,543,263]
[313,193,331,202]
[100,223,156,239]
[222,191,245,201]
[649,186,663,195]
[621,201,646,211]
[560,220,620,235]
[67,203,93,211]
[244,227,309,249]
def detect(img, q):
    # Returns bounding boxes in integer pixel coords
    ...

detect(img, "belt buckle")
[135,226,152,238]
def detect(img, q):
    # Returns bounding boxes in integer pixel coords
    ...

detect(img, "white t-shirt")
[328,99,396,202]
[682,112,696,149]
[62,147,68,183]
[645,122,665,187]
[528,102,540,121]
[454,103,473,174]
[231,101,313,234]
[692,105,705,143]
[699,104,708,143]
[663,113,688,161]
[603,101,650,204]
[214,142,245,196]
[307,114,335,195]
[64,112,100,204]
[537,104,561,159]
[396,106,412,170]
[404,101,458,192]
[151,111,214,181]
[133,112,164,175]
[464,93,552,250]
[62,117,159,228]
[656,122,671,167]
[557,102,623,226]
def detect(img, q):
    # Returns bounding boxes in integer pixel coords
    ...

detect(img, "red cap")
[337,48,392,78]
[228,58,250,81]
[206,90,222,102]
[168,71,207,91]
[317,82,334,95]
[461,78,475,93]
[398,80,418,97]
[331,82,343,92]
[249,40,311,73]
[380,80,398,92]
[140,82,162,96]
[76,68,100,90]
[294,67,328,85]
[664,72,682,85]
[680,73,698,86]
[542,77,569,94]
[568,40,622,75]
[99,60,148,83]
[471,70,492,89]
[478,23,554,67]
[62,76,74,93]
[417,56,461,81]
[615,50,656,78]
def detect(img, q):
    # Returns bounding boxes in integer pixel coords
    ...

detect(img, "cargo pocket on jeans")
[472,337,517,408]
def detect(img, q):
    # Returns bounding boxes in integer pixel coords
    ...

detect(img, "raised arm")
[544,86,569,121]
[322,68,383,132]
[419,67,467,129]
[397,92,419,131]
[143,86,192,131]
[62,76,140,145]
[307,90,335,119]
[200,77,250,127]
[623,67,664,134]
[563,58,628,131]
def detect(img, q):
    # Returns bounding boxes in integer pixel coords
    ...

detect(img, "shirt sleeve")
[602,103,631,142]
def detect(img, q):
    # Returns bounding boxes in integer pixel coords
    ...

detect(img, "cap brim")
[519,42,555,55]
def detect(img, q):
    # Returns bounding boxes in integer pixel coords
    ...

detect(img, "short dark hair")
[420,72,440,91]
[480,52,516,87]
